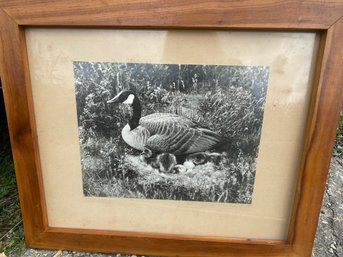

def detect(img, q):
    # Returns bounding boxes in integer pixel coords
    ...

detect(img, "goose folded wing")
[146,123,223,155]
[140,113,196,134]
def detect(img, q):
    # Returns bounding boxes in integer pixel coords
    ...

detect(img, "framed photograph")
[0,1,342,257]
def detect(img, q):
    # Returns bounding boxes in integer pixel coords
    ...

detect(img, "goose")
[140,151,177,174]
[185,152,209,165]
[208,152,227,165]
[107,90,224,156]
[155,153,177,174]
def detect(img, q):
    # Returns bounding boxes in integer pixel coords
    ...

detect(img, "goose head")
[156,153,177,174]
[107,90,137,105]
[107,90,141,130]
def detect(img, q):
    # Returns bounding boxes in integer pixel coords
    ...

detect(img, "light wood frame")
[0,1,342,257]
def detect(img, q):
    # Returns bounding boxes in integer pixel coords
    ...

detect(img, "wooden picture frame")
[0,1,342,256]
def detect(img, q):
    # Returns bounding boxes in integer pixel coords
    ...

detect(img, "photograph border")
[0,1,342,256]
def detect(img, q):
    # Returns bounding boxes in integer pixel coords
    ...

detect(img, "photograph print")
[73,62,269,204]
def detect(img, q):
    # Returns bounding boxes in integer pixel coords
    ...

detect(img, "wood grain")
[0,1,342,257]
[288,16,343,257]
[38,227,292,257]
[0,8,47,244]
[0,0,343,29]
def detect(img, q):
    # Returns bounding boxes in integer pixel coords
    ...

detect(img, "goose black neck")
[128,96,141,130]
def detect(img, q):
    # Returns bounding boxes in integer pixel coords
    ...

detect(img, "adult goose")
[107,90,224,156]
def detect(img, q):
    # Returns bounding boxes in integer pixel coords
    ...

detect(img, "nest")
[123,154,229,192]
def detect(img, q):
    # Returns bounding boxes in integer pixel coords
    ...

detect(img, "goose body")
[121,123,149,151]
[108,90,223,155]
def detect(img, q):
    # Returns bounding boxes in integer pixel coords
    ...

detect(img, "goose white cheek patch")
[123,94,135,104]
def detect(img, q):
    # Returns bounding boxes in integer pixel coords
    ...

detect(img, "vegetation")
[0,100,25,256]
[75,62,269,203]
[333,110,343,157]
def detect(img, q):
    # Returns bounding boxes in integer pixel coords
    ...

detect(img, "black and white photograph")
[73,62,269,204]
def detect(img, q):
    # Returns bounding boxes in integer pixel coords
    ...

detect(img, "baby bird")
[140,149,177,174]
[208,152,226,165]
[155,153,177,174]
[185,152,209,165]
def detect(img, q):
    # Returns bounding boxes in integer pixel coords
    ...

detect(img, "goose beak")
[107,95,120,104]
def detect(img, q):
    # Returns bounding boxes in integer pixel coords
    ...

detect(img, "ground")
[311,158,343,257]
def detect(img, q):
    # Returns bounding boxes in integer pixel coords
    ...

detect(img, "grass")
[81,127,256,203]
[82,147,255,203]
[0,117,25,256]
[333,110,343,157]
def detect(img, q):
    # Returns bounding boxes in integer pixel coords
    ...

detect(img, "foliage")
[81,136,255,203]
[333,110,343,157]
[74,62,269,203]
[0,115,25,256]
[200,87,265,157]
